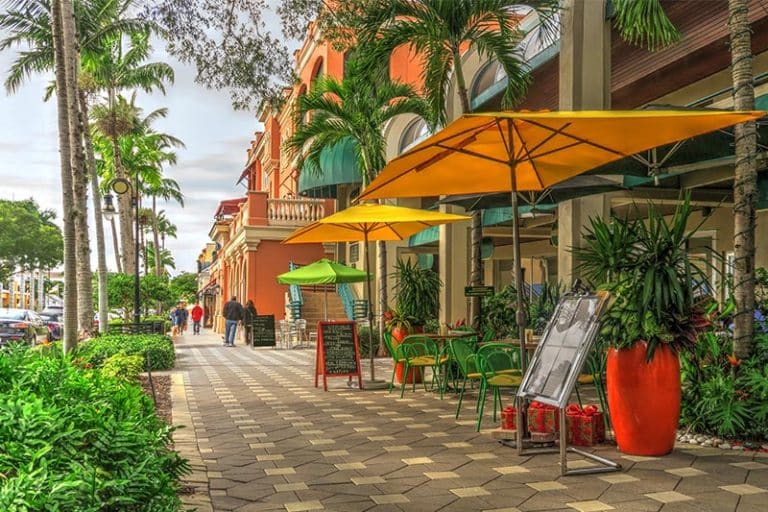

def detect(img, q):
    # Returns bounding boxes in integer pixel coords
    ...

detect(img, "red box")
[565,404,605,446]
[501,406,516,430]
[527,401,560,434]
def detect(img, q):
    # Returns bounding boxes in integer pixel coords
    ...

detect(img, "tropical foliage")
[392,258,442,327]
[575,197,712,359]
[77,333,176,371]
[481,280,561,338]
[0,345,187,510]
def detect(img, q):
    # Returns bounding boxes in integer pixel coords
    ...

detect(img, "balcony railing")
[267,198,326,226]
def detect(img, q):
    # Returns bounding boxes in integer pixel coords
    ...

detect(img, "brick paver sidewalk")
[170,330,767,512]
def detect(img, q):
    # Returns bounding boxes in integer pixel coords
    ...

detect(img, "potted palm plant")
[392,258,442,330]
[574,196,711,456]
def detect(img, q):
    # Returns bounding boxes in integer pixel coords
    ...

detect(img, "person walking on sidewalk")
[243,299,258,345]
[222,296,244,347]
[191,301,204,335]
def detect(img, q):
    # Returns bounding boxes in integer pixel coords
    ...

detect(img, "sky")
[0,42,269,276]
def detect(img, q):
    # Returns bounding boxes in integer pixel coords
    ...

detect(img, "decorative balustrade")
[267,198,326,226]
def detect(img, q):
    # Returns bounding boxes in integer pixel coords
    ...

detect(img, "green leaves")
[78,334,176,371]
[393,258,442,326]
[612,0,681,52]
[0,347,188,510]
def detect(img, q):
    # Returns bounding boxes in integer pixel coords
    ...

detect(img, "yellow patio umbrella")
[283,203,470,381]
[359,109,765,369]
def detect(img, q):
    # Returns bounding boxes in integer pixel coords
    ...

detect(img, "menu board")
[250,315,276,347]
[517,293,608,408]
[315,321,363,391]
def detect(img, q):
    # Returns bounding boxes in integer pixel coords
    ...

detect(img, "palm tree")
[286,60,432,347]
[356,0,558,327]
[86,30,174,275]
[146,242,176,276]
[611,0,757,357]
[1,0,162,334]
[144,178,183,277]
[155,210,177,250]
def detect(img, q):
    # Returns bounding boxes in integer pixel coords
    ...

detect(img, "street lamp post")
[102,174,141,328]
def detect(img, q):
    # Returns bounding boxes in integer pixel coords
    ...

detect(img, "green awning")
[298,137,363,198]
[482,204,557,227]
[408,225,439,247]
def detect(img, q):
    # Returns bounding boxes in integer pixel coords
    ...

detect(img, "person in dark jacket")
[222,296,244,346]
[243,300,258,345]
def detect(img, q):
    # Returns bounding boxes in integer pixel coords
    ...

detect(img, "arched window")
[310,57,324,86]
[399,117,430,154]
[470,60,507,103]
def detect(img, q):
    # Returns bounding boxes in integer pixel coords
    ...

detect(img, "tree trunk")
[51,0,78,352]
[152,196,162,277]
[80,91,109,333]
[108,86,135,275]
[729,0,757,359]
[70,80,94,336]
[453,49,482,327]
[110,216,122,272]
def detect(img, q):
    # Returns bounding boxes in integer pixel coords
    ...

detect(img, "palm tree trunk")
[80,91,109,333]
[51,0,78,352]
[729,0,757,359]
[70,82,94,336]
[108,87,135,275]
[110,216,122,272]
[377,239,387,356]
[453,49,482,328]
[152,196,162,277]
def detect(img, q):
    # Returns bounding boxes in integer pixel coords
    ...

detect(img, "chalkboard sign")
[249,315,276,347]
[517,292,609,408]
[315,321,363,391]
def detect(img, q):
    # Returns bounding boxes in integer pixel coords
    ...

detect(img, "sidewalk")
[171,329,767,512]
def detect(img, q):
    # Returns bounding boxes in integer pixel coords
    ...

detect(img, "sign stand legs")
[512,397,621,476]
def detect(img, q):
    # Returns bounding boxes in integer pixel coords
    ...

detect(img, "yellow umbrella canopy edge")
[357,110,766,201]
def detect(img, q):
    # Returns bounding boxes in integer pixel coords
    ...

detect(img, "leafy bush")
[0,346,188,510]
[101,354,144,382]
[680,320,768,440]
[357,326,382,358]
[79,334,176,371]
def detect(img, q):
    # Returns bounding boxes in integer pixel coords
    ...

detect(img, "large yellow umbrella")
[359,109,765,369]
[283,203,469,380]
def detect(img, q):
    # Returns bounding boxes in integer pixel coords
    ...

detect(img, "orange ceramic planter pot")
[390,327,422,384]
[607,341,680,456]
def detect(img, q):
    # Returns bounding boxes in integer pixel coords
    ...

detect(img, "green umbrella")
[277,259,371,320]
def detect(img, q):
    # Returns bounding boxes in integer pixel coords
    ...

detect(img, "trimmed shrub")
[101,353,144,382]
[79,334,176,371]
[0,346,189,510]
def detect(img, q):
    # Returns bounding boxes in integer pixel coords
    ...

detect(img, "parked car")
[0,308,50,345]
[39,311,63,341]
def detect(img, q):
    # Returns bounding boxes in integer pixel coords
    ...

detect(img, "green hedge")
[79,334,176,371]
[0,346,189,510]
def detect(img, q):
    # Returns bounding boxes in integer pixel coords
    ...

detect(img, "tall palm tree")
[286,60,432,346]
[144,178,183,277]
[155,210,177,250]
[146,242,175,276]
[356,0,558,327]
[1,0,162,334]
[86,30,174,275]
[611,0,757,357]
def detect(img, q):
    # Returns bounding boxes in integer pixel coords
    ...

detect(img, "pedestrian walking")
[170,305,181,337]
[191,301,204,335]
[243,299,258,345]
[177,302,189,334]
[222,296,244,347]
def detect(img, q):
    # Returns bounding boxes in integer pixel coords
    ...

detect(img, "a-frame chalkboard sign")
[315,320,363,391]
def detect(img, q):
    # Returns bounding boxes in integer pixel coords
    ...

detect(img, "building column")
[557,0,612,285]
[439,205,469,324]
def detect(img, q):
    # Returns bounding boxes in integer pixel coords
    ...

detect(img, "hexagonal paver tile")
[598,473,638,484]
[370,494,410,504]
[644,491,694,503]
[732,462,768,470]
[402,457,434,465]
[665,467,708,477]
[719,484,767,495]
[424,471,460,480]
[566,501,615,512]
[284,500,324,511]
[493,466,529,475]
[527,481,568,491]
[450,487,491,498]
[274,483,309,492]
[351,476,386,485]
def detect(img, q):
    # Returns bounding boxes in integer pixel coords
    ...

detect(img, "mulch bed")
[140,375,172,425]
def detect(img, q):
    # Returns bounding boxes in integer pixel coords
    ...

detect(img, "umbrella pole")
[508,121,528,372]
[324,286,328,320]
[364,231,376,381]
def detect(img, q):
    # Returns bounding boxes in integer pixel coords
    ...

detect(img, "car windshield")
[0,309,27,320]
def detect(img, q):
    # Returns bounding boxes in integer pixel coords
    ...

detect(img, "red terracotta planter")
[607,341,681,456]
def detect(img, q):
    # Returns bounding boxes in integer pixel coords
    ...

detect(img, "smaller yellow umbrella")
[283,203,469,381]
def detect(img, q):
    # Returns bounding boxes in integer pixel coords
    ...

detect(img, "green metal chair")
[448,338,483,419]
[397,335,448,398]
[383,331,407,394]
[475,343,522,431]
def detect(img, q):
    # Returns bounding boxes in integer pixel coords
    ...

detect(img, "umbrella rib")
[401,121,496,159]
[511,121,545,189]
[433,143,510,165]
[514,122,574,161]
[494,119,513,158]
[521,118,627,157]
